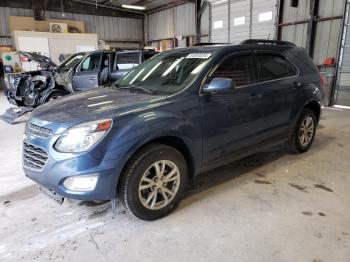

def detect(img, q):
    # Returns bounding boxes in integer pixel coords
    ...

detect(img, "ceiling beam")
[146,0,195,14]
[0,0,143,18]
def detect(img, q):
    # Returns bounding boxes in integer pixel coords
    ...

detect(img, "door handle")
[293,81,302,89]
[89,76,97,80]
[249,93,262,100]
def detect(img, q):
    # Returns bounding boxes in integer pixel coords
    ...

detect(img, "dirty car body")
[23,41,323,219]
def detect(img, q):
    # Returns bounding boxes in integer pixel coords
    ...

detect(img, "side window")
[80,53,101,72]
[256,54,297,81]
[116,52,140,70]
[209,54,256,88]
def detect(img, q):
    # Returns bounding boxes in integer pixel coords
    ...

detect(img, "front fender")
[105,107,202,176]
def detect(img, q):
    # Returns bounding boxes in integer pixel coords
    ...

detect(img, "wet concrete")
[1,93,350,262]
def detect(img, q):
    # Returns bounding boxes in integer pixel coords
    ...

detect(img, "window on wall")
[208,54,257,87]
[291,0,299,7]
[234,16,245,26]
[258,11,273,22]
[213,20,224,29]
[256,54,297,81]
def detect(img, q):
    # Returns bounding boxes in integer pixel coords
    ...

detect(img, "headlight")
[63,174,98,191]
[55,119,112,153]
[9,75,15,85]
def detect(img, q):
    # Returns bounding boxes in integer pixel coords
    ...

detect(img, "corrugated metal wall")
[200,0,210,42]
[280,0,309,47]
[313,0,345,65]
[280,0,345,65]
[147,2,196,41]
[335,1,350,106]
[209,0,278,43]
[0,6,143,46]
[280,0,346,106]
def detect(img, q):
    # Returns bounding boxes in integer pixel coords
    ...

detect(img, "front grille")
[23,142,48,171]
[25,122,53,138]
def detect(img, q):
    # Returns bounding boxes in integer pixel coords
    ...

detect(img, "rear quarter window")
[285,48,318,76]
[256,54,297,81]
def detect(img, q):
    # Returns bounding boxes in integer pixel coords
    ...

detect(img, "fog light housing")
[63,174,98,192]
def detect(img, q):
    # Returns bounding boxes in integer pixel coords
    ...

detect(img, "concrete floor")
[1,93,350,262]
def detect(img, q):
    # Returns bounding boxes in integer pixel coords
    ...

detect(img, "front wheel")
[118,144,188,220]
[288,108,317,153]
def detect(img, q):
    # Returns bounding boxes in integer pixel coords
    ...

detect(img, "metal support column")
[228,0,231,43]
[306,0,320,57]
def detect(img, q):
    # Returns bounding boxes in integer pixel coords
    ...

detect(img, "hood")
[20,51,57,70]
[31,86,164,124]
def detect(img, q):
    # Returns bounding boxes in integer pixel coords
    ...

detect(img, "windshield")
[58,53,85,71]
[116,51,212,95]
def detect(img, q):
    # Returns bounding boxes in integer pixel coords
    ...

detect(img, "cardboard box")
[9,16,85,34]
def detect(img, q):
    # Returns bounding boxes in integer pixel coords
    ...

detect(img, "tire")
[288,108,317,153]
[118,143,188,220]
[45,90,67,102]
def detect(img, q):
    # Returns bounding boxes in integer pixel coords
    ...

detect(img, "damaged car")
[4,52,82,108]
[4,49,158,109]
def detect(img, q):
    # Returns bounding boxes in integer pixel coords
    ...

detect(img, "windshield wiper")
[119,85,154,95]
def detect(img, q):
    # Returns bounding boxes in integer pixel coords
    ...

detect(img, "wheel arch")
[304,100,321,123]
[116,136,196,195]
[39,88,69,105]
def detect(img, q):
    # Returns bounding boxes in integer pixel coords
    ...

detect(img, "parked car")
[23,40,323,220]
[4,49,158,108]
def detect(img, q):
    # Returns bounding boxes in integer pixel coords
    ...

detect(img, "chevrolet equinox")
[23,40,323,220]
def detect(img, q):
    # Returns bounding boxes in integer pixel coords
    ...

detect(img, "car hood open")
[31,86,165,125]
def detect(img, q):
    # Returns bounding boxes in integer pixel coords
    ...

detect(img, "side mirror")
[203,77,235,93]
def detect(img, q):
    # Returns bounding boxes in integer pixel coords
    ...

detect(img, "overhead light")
[212,0,227,5]
[121,4,146,10]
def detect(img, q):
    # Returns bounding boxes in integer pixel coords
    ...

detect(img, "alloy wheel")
[298,116,315,147]
[138,160,181,210]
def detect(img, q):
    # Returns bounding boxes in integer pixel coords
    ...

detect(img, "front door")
[72,52,102,91]
[200,52,263,167]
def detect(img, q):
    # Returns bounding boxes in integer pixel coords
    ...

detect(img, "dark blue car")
[23,40,323,220]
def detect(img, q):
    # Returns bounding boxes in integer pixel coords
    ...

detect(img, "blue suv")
[23,40,323,220]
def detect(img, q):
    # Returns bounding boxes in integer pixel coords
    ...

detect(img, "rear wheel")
[288,108,317,153]
[118,144,188,220]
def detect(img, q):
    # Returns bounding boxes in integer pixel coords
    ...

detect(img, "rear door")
[72,52,102,91]
[254,51,299,140]
[110,51,140,82]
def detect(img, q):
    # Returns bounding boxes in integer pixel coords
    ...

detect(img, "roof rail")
[193,43,228,46]
[240,39,296,46]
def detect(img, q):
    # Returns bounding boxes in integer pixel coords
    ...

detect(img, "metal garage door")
[209,0,277,44]
[251,0,277,39]
[210,1,229,42]
[229,0,250,43]
[335,2,350,106]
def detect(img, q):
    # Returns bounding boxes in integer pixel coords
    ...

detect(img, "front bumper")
[23,133,123,201]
